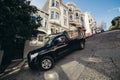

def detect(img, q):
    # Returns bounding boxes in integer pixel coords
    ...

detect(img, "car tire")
[80,42,85,50]
[39,56,54,71]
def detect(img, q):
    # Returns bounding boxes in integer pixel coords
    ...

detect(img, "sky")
[31,0,120,30]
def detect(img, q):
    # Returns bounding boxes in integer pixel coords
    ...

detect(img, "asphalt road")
[1,30,120,80]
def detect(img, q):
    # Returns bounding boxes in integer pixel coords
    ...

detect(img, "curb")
[0,59,27,79]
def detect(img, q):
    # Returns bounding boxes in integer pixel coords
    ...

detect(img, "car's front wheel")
[39,56,54,71]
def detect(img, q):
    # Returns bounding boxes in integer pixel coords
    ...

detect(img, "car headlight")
[30,53,39,60]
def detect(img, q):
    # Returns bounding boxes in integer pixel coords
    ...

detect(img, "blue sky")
[31,0,120,30]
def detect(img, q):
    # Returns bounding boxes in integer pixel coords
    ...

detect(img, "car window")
[54,36,67,45]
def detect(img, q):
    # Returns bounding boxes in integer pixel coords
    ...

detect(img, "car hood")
[29,46,47,54]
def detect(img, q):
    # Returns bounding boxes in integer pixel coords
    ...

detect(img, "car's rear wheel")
[40,56,54,71]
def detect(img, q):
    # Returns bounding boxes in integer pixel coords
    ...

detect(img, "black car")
[27,31,85,71]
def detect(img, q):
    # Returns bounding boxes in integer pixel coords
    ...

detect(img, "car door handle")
[51,46,57,51]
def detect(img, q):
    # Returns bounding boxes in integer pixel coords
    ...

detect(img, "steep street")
[1,30,120,80]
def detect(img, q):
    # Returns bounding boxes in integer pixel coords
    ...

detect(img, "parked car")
[27,30,85,71]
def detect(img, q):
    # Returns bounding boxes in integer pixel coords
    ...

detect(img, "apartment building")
[29,10,49,46]
[66,2,84,30]
[82,12,96,36]
[42,0,69,34]
[36,0,96,37]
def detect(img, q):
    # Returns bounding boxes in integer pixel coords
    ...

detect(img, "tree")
[109,16,120,30]
[0,0,42,48]
[0,0,42,68]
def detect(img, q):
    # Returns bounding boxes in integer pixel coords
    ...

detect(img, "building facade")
[66,2,84,30]
[82,12,96,36]
[30,10,49,45]
[42,0,69,34]
[41,0,96,36]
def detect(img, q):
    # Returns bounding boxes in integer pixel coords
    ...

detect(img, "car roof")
[48,33,64,38]
[44,33,62,40]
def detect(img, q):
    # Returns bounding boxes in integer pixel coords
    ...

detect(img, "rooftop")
[66,2,76,7]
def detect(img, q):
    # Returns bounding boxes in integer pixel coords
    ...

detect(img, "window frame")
[51,0,55,6]
[64,18,67,25]
[69,7,72,12]
[76,13,79,17]
[55,12,59,19]
[51,11,54,19]
[38,35,44,42]
[64,9,66,15]
[70,15,73,20]
[56,1,59,8]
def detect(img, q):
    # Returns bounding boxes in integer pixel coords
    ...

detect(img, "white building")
[42,0,69,34]
[66,2,83,30]
[29,10,49,45]
[82,12,96,36]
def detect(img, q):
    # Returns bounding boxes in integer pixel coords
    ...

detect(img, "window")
[64,19,67,25]
[51,0,55,6]
[69,7,72,11]
[38,36,44,42]
[81,17,83,21]
[64,9,66,15]
[31,16,36,22]
[56,1,59,8]
[76,13,79,17]
[51,28,54,34]
[54,36,67,45]
[51,11,54,19]
[56,12,59,19]
[89,20,91,23]
[70,15,73,20]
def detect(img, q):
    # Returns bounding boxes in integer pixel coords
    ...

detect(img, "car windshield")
[43,36,54,46]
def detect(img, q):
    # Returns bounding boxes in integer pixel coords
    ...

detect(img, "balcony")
[69,20,77,26]
[49,19,61,26]
[76,23,82,27]
[68,11,74,14]
[50,7,60,12]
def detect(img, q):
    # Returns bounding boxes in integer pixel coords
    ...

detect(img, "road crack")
[110,57,120,70]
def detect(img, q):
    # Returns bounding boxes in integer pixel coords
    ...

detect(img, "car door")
[53,35,68,57]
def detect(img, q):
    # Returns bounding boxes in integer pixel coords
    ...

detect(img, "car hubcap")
[41,59,52,69]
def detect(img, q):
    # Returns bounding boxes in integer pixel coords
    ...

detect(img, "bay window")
[51,11,54,19]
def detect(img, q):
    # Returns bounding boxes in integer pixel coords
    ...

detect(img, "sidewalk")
[0,59,26,79]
